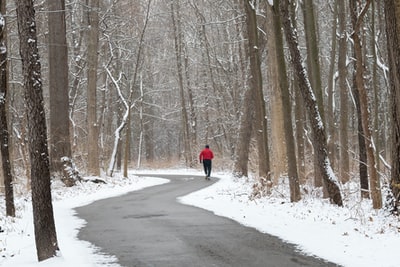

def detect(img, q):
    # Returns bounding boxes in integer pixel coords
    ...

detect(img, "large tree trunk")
[87,0,100,176]
[265,3,287,183]
[385,0,400,212]
[244,0,271,181]
[47,0,72,175]
[350,0,382,209]
[279,0,343,206]
[271,0,301,202]
[233,0,252,178]
[0,3,15,217]
[15,0,59,260]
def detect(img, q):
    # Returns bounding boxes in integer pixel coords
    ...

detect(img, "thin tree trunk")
[327,1,338,172]
[353,76,369,198]
[338,0,350,184]
[233,87,254,177]
[15,0,59,260]
[171,0,192,167]
[137,75,144,168]
[350,0,382,209]
[0,3,15,217]
[279,0,343,206]
[370,1,381,177]
[103,1,151,177]
[289,1,306,183]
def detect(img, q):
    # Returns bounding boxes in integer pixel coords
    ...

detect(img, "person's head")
[205,145,209,149]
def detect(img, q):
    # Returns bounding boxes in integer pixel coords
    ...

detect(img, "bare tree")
[271,0,301,202]
[338,0,351,185]
[0,1,15,217]
[385,0,400,212]
[350,0,382,209]
[279,0,343,206]
[302,0,324,188]
[244,0,271,181]
[87,0,100,176]
[171,0,192,167]
[233,86,254,177]
[15,0,59,260]
[47,0,73,179]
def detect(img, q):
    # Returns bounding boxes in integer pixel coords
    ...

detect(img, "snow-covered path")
[1,169,399,267]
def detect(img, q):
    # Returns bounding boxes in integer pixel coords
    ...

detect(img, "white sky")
[1,168,399,267]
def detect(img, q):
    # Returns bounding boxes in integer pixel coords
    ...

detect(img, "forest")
[1,0,400,261]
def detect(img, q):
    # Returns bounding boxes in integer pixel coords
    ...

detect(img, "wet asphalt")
[76,174,340,267]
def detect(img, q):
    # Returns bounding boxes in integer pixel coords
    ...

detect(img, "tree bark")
[244,0,271,180]
[265,3,287,183]
[385,0,400,212]
[302,0,324,188]
[233,0,252,178]
[233,86,254,177]
[279,0,343,206]
[327,1,338,172]
[338,0,351,184]
[87,0,100,176]
[15,0,59,260]
[271,0,301,202]
[171,0,192,167]
[350,0,382,209]
[47,0,72,175]
[0,3,15,217]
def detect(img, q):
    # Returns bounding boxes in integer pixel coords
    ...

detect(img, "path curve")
[76,174,339,267]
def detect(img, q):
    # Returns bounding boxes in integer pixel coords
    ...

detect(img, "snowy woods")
[1,0,400,261]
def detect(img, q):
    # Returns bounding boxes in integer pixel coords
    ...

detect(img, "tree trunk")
[244,0,271,180]
[233,86,254,177]
[233,0,252,178]
[327,1,338,172]
[384,0,400,212]
[338,0,350,184]
[353,76,369,198]
[0,4,15,217]
[302,0,324,188]
[15,0,59,260]
[289,1,306,183]
[279,0,343,206]
[271,1,301,202]
[87,0,100,176]
[171,0,192,167]
[47,0,72,175]
[350,0,382,209]
[265,3,287,183]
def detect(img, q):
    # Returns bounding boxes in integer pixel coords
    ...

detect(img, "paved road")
[76,174,339,267]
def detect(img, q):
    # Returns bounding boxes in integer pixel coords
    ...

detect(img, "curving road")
[76,174,340,267]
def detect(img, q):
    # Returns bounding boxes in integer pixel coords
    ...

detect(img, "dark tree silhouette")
[15,0,59,261]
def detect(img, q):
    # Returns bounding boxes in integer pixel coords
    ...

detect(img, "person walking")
[199,145,214,180]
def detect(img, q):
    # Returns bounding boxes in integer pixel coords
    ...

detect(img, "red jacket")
[199,148,214,161]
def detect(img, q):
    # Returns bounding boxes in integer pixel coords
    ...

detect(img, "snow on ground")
[1,168,399,267]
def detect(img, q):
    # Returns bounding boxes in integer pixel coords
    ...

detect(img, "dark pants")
[203,159,212,177]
